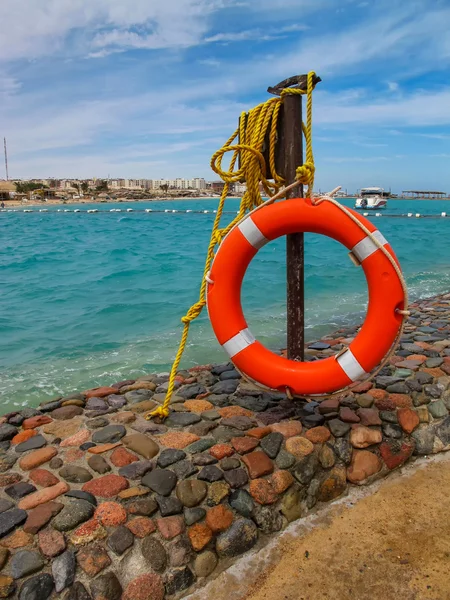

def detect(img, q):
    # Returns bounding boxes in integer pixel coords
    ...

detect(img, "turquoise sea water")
[1,198,450,410]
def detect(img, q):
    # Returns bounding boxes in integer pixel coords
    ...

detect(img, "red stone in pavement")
[88,442,122,454]
[188,522,212,551]
[63,448,85,462]
[110,447,139,467]
[388,393,412,409]
[23,501,63,534]
[126,517,156,538]
[357,408,382,426]
[367,388,388,401]
[242,451,274,479]
[305,426,331,444]
[0,529,34,549]
[184,399,214,413]
[218,406,253,418]
[77,543,111,576]
[158,432,200,449]
[442,363,450,376]
[408,354,427,363]
[60,429,91,447]
[94,502,127,526]
[249,479,278,505]
[156,516,185,540]
[339,407,360,423]
[38,528,66,558]
[29,469,59,488]
[318,398,340,414]
[397,408,420,434]
[209,444,234,459]
[270,470,294,494]
[246,426,272,439]
[422,367,445,378]
[0,473,22,487]
[82,474,129,498]
[122,574,165,600]
[380,441,414,470]
[70,518,107,546]
[11,429,37,445]
[205,505,234,533]
[19,447,58,471]
[231,437,259,454]
[351,381,373,393]
[22,415,52,430]
[18,481,69,510]
[270,421,302,438]
[373,396,396,411]
[347,450,382,484]
[85,386,117,399]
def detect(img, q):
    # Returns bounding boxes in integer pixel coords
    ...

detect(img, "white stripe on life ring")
[222,328,256,358]
[351,230,387,263]
[337,349,367,381]
[238,217,269,249]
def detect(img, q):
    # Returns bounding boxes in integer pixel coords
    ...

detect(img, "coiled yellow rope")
[146,71,317,420]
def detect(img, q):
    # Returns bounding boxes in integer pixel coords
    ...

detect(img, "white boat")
[354,187,388,210]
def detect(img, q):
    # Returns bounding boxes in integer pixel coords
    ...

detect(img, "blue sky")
[1,0,449,192]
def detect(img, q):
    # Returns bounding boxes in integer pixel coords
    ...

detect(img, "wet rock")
[92,425,126,444]
[52,499,95,531]
[52,550,76,592]
[142,537,167,572]
[18,574,54,600]
[216,519,258,557]
[11,549,44,579]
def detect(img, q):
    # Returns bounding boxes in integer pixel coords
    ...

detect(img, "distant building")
[0,180,16,201]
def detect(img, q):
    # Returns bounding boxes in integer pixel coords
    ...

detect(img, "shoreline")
[0,292,448,598]
[2,196,241,208]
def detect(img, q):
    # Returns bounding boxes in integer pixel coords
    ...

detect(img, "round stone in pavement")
[11,549,44,579]
[156,495,183,516]
[5,482,37,500]
[107,525,134,555]
[92,425,126,444]
[194,550,218,577]
[59,465,93,483]
[141,537,167,572]
[89,572,122,600]
[216,518,258,557]
[260,432,283,459]
[14,435,47,453]
[141,469,177,496]
[184,507,206,526]
[176,480,208,507]
[197,465,223,482]
[165,413,201,427]
[52,499,95,532]
[165,567,195,596]
[62,581,91,600]
[122,573,165,600]
[229,489,254,517]
[52,549,76,593]
[18,573,54,600]
[65,490,97,506]
[157,449,186,468]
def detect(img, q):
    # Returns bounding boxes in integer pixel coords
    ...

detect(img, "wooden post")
[283,93,305,361]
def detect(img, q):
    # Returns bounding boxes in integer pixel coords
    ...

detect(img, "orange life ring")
[206,198,405,395]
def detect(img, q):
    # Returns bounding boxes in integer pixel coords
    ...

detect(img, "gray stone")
[185,438,215,454]
[386,382,409,394]
[88,455,111,474]
[107,525,134,555]
[49,457,63,470]
[125,497,157,516]
[260,432,283,458]
[252,505,283,534]
[376,376,403,389]
[165,412,201,427]
[142,536,167,572]
[85,397,108,411]
[380,411,398,423]
[411,427,435,455]
[92,424,126,444]
[220,457,241,470]
[382,423,403,438]
[223,468,248,489]
[196,371,217,386]
[429,400,448,419]
[0,424,18,442]
[229,489,254,517]
[293,453,319,485]
[435,416,450,445]
[216,519,258,557]
[107,395,127,409]
[65,490,97,506]
[157,449,186,468]
[275,449,296,469]
[206,394,230,407]
[11,550,44,579]
[156,495,183,516]
[125,389,154,403]
[198,465,223,482]
[177,384,207,399]
[426,357,444,368]
[52,499,95,531]
[19,574,54,600]
[424,384,444,399]
[63,582,91,600]
[5,482,36,500]
[165,567,195,595]
[192,454,217,466]
[189,421,217,437]
[168,537,193,567]
[210,380,239,395]
[39,400,63,412]
[52,550,75,592]
[416,372,434,385]
[170,460,198,480]
[176,479,208,507]
[220,368,240,380]
[89,573,122,600]
[212,426,244,443]
[0,498,14,513]
[328,419,351,437]
[194,550,218,577]
[356,394,374,408]
[118,460,153,479]
[235,396,269,412]
[59,465,93,483]
[142,468,177,496]
[184,507,206,525]
[14,435,47,453]
[220,416,254,431]
[0,508,27,538]
[202,410,221,421]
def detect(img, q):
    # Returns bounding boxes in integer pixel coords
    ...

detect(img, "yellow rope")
[146,71,317,420]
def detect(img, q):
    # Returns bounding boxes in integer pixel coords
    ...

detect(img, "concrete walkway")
[188,455,450,600]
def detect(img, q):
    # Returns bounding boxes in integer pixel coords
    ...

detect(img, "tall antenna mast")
[3,138,8,181]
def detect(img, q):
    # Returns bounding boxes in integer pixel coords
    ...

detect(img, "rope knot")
[295,161,315,186]
[181,300,206,324]
[145,405,170,421]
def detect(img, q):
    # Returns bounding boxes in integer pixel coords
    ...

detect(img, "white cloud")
[387,81,399,92]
